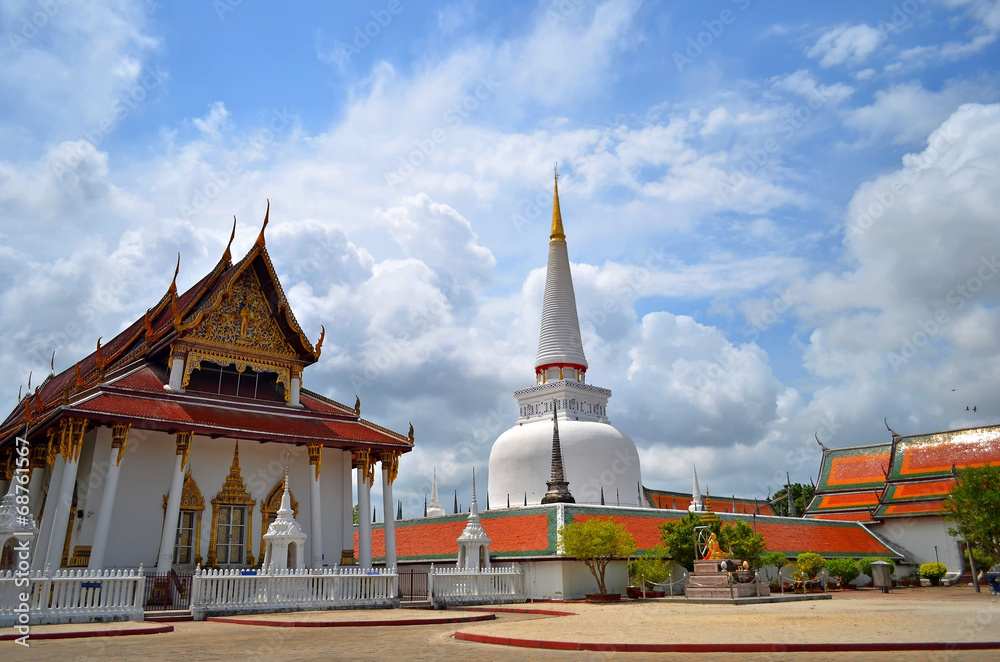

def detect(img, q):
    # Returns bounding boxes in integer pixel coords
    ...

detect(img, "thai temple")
[2,173,1000,619]
[0,206,412,583]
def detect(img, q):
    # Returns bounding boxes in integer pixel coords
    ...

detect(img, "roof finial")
[95,337,104,370]
[550,162,565,243]
[50,350,56,376]
[256,199,270,247]
[222,215,237,263]
[315,325,325,357]
[168,252,181,295]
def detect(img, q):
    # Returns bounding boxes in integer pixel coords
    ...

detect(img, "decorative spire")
[535,169,589,375]
[168,252,181,295]
[256,199,270,247]
[222,215,237,264]
[541,400,575,504]
[470,467,480,517]
[49,350,55,377]
[550,163,565,243]
[427,468,445,517]
[689,464,703,512]
[315,325,325,357]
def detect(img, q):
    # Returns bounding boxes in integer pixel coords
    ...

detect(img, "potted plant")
[559,517,636,601]
[825,558,860,590]
[920,562,947,586]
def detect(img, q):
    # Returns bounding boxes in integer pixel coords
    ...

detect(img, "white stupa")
[426,468,446,518]
[488,168,644,507]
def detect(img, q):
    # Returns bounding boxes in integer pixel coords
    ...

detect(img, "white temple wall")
[90,430,350,571]
[869,517,965,572]
[519,559,628,600]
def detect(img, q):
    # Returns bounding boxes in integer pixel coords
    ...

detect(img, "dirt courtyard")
[6,587,1000,662]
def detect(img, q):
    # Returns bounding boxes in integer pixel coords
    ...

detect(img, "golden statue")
[704,532,724,560]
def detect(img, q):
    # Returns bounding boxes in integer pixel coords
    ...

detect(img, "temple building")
[0,205,412,577]
[488,170,644,507]
[805,423,1000,574]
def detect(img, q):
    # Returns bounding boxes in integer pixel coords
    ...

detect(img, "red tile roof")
[644,488,773,515]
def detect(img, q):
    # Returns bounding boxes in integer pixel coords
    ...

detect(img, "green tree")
[659,512,720,571]
[794,552,826,580]
[559,518,637,595]
[943,463,1000,566]
[771,483,815,517]
[628,544,673,590]
[718,520,767,569]
[760,551,789,583]
[825,558,860,586]
[353,504,358,525]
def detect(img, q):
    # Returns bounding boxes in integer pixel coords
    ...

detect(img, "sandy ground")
[3,587,999,662]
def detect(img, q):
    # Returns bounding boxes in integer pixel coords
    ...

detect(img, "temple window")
[185,363,285,402]
[207,442,256,567]
[214,505,247,565]
[164,472,205,567]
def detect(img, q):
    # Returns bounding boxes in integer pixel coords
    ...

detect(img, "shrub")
[919,562,947,580]
[794,552,826,580]
[628,545,673,589]
[718,520,767,569]
[825,558,860,585]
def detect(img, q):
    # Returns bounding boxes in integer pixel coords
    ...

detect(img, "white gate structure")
[0,566,146,626]
[190,565,399,620]
[428,564,524,608]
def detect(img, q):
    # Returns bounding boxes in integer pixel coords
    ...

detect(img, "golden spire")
[550,162,565,243]
[256,199,269,248]
[222,215,237,263]
[167,253,180,295]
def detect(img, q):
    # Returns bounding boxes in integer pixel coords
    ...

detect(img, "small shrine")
[456,469,490,570]
[261,469,306,572]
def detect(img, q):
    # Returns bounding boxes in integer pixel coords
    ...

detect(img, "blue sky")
[3,0,1000,512]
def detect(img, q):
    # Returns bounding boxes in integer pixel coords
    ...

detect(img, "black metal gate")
[398,568,428,601]
[143,571,193,610]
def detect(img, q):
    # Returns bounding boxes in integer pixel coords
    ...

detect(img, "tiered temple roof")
[0,209,411,453]
[644,487,774,515]
[805,424,1000,521]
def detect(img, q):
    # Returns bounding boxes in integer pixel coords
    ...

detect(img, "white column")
[357,460,372,568]
[27,447,47,520]
[308,444,323,568]
[156,432,191,573]
[289,376,302,407]
[167,356,185,391]
[89,423,130,570]
[31,455,63,571]
[381,457,397,569]
[342,452,353,565]
[42,419,86,573]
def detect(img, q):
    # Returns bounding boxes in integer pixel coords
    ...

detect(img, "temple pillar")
[355,450,373,568]
[167,354,185,392]
[27,443,48,520]
[31,431,63,571]
[42,418,87,572]
[156,431,192,573]
[289,375,302,407]
[380,452,399,569]
[341,451,354,565]
[89,423,130,570]
[307,443,323,568]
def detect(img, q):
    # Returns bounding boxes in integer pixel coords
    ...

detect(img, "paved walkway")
[3,587,998,661]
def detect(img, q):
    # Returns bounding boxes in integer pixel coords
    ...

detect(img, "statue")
[703,532,724,560]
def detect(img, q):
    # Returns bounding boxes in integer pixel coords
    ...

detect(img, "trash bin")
[871,561,892,594]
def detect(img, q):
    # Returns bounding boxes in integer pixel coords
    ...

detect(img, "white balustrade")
[429,564,524,607]
[0,566,145,626]
[190,565,399,620]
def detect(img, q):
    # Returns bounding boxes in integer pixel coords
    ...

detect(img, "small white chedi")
[488,169,644,507]
[261,468,306,572]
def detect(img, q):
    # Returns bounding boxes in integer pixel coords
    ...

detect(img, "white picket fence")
[190,565,399,619]
[0,567,145,626]
[429,564,525,607]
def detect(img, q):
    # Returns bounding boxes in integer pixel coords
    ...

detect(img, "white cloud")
[772,69,854,104]
[806,24,885,68]
[192,102,231,138]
